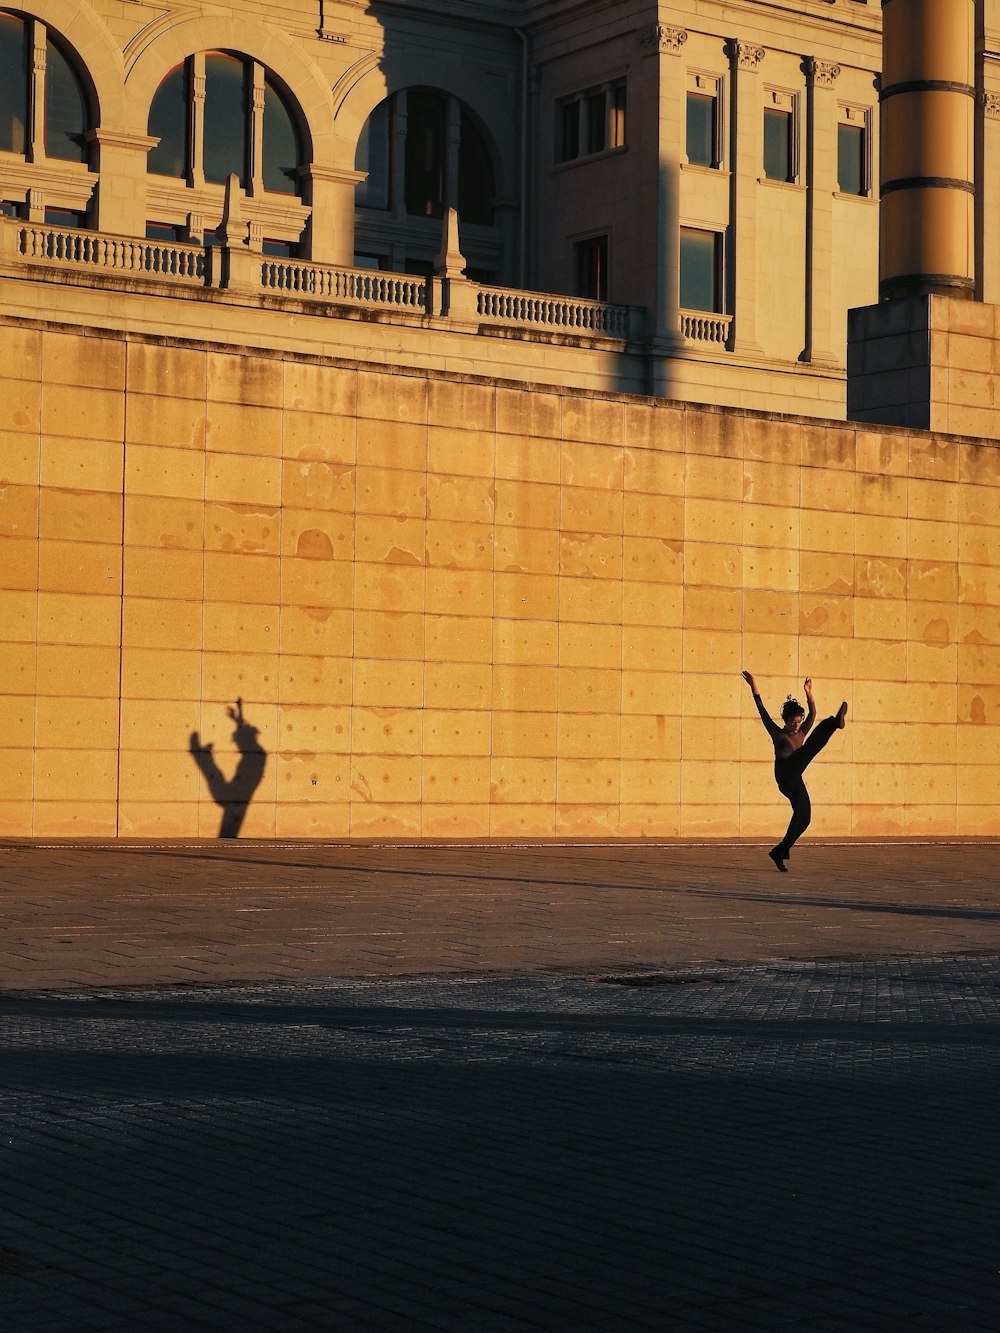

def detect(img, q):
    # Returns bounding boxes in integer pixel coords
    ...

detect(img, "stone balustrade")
[7,219,205,281]
[1,217,642,345]
[680,310,733,346]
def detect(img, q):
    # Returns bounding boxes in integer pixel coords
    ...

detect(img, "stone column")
[727,39,765,356]
[880,0,976,299]
[89,131,159,236]
[305,165,365,264]
[802,58,841,365]
[644,23,686,371]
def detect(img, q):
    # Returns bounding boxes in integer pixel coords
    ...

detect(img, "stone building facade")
[1,0,1000,839]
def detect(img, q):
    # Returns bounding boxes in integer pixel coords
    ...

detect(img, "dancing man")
[741,672,848,872]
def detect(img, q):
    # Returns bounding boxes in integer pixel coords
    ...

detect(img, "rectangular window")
[680,228,720,312]
[44,207,86,229]
[574,234,608,301]
[1,200,22,218]
[262,239,298,258]
[560,99,580,162]
[763,108,793,182]
[686,92,717,167]
[610,84,626,148]
[146,221,183,241]
[353,252,385,270]
[586,90,607,155]
[557,80,626,163]
[837,124,865,195]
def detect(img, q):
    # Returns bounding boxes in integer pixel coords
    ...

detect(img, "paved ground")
[2,960,999,1331]
[1,839,999,990]
[1,839,999,1331]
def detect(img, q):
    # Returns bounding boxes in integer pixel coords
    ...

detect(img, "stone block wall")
[1,318,998,838]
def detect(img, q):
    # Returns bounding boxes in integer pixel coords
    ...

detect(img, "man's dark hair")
[781,695,805,723]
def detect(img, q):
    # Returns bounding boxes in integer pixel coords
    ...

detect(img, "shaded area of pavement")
[1,959,998,1331]
[1,839,999,991]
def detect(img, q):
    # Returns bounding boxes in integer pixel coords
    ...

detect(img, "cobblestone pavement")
[1,957,999,1332]
[2,839,1000,990]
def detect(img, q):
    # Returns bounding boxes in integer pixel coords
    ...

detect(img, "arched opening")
[0,9,95,223]
[144,50,307,250]
[354,87,499,280]
[146,52,304,195]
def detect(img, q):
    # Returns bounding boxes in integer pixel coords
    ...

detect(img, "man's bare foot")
[836,701,848,729]
[768,847,788,873]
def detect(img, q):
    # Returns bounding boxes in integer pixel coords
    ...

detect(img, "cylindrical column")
[880,0,975,300]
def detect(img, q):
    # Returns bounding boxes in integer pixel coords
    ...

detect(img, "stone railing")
[1,217,642,346]
[680,310,733,346]
[260,259,428,312]
[476,285,637,341]
[8,220,205,282]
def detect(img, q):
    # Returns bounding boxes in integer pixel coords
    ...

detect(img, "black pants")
[773,716,840,858]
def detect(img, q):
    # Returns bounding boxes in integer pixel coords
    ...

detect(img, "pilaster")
[649,26,687,367]
[727,39,765,356]
[305,165,365,264]
[88,130,159,236]
[803,58,841,366]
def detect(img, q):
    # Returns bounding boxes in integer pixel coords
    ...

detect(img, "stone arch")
[123,14,338,169]
[1,0,125,127]
[336,53,517,200]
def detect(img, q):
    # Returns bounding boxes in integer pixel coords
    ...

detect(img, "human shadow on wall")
[190,699,268,839]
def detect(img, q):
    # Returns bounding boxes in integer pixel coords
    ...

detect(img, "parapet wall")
[1,317,998,838]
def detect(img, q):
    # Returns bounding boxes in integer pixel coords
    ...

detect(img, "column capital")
[806,58,842,88]
[636,25,687,56]
[727,40,765,71]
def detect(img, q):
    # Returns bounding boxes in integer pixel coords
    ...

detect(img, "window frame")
[679,225,724,315]
[836,103,873,198]
[0,11,95,225]
[685,73,723,170]
[762,88,799,185]
[555,77,627,165]
[572,230,610,302]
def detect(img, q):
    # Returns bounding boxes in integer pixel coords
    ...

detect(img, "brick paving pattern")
[1,839,999,990]
[1,839,999,1329]
[1,959,998,1331]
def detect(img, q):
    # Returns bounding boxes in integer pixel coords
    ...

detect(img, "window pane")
[262,238,297,257]
[458,108,494,225]
[147,63,187,178]
[680,228,718,312]
[763,109,792,181]
[561,100,579,161]
[574,235,608,301]
[404,88,446,218]
[262,76,301,194]
[611,84,626,148]
[1,199,22,217]
[686,93,715,167]
[146,221,183,241]
[356,98,391,209]
[838,123,865,194]
[44,206,86,228]
[45,36,88,163]
[586,91,606,154]
[0,13,27,155]
[204,53,247,186]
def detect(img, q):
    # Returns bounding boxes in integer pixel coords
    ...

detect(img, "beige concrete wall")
[1,317,998,839]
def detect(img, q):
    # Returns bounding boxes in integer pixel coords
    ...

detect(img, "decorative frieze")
[636,25,687,56]
[983,91,1000,120]
[727,41,765,71]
